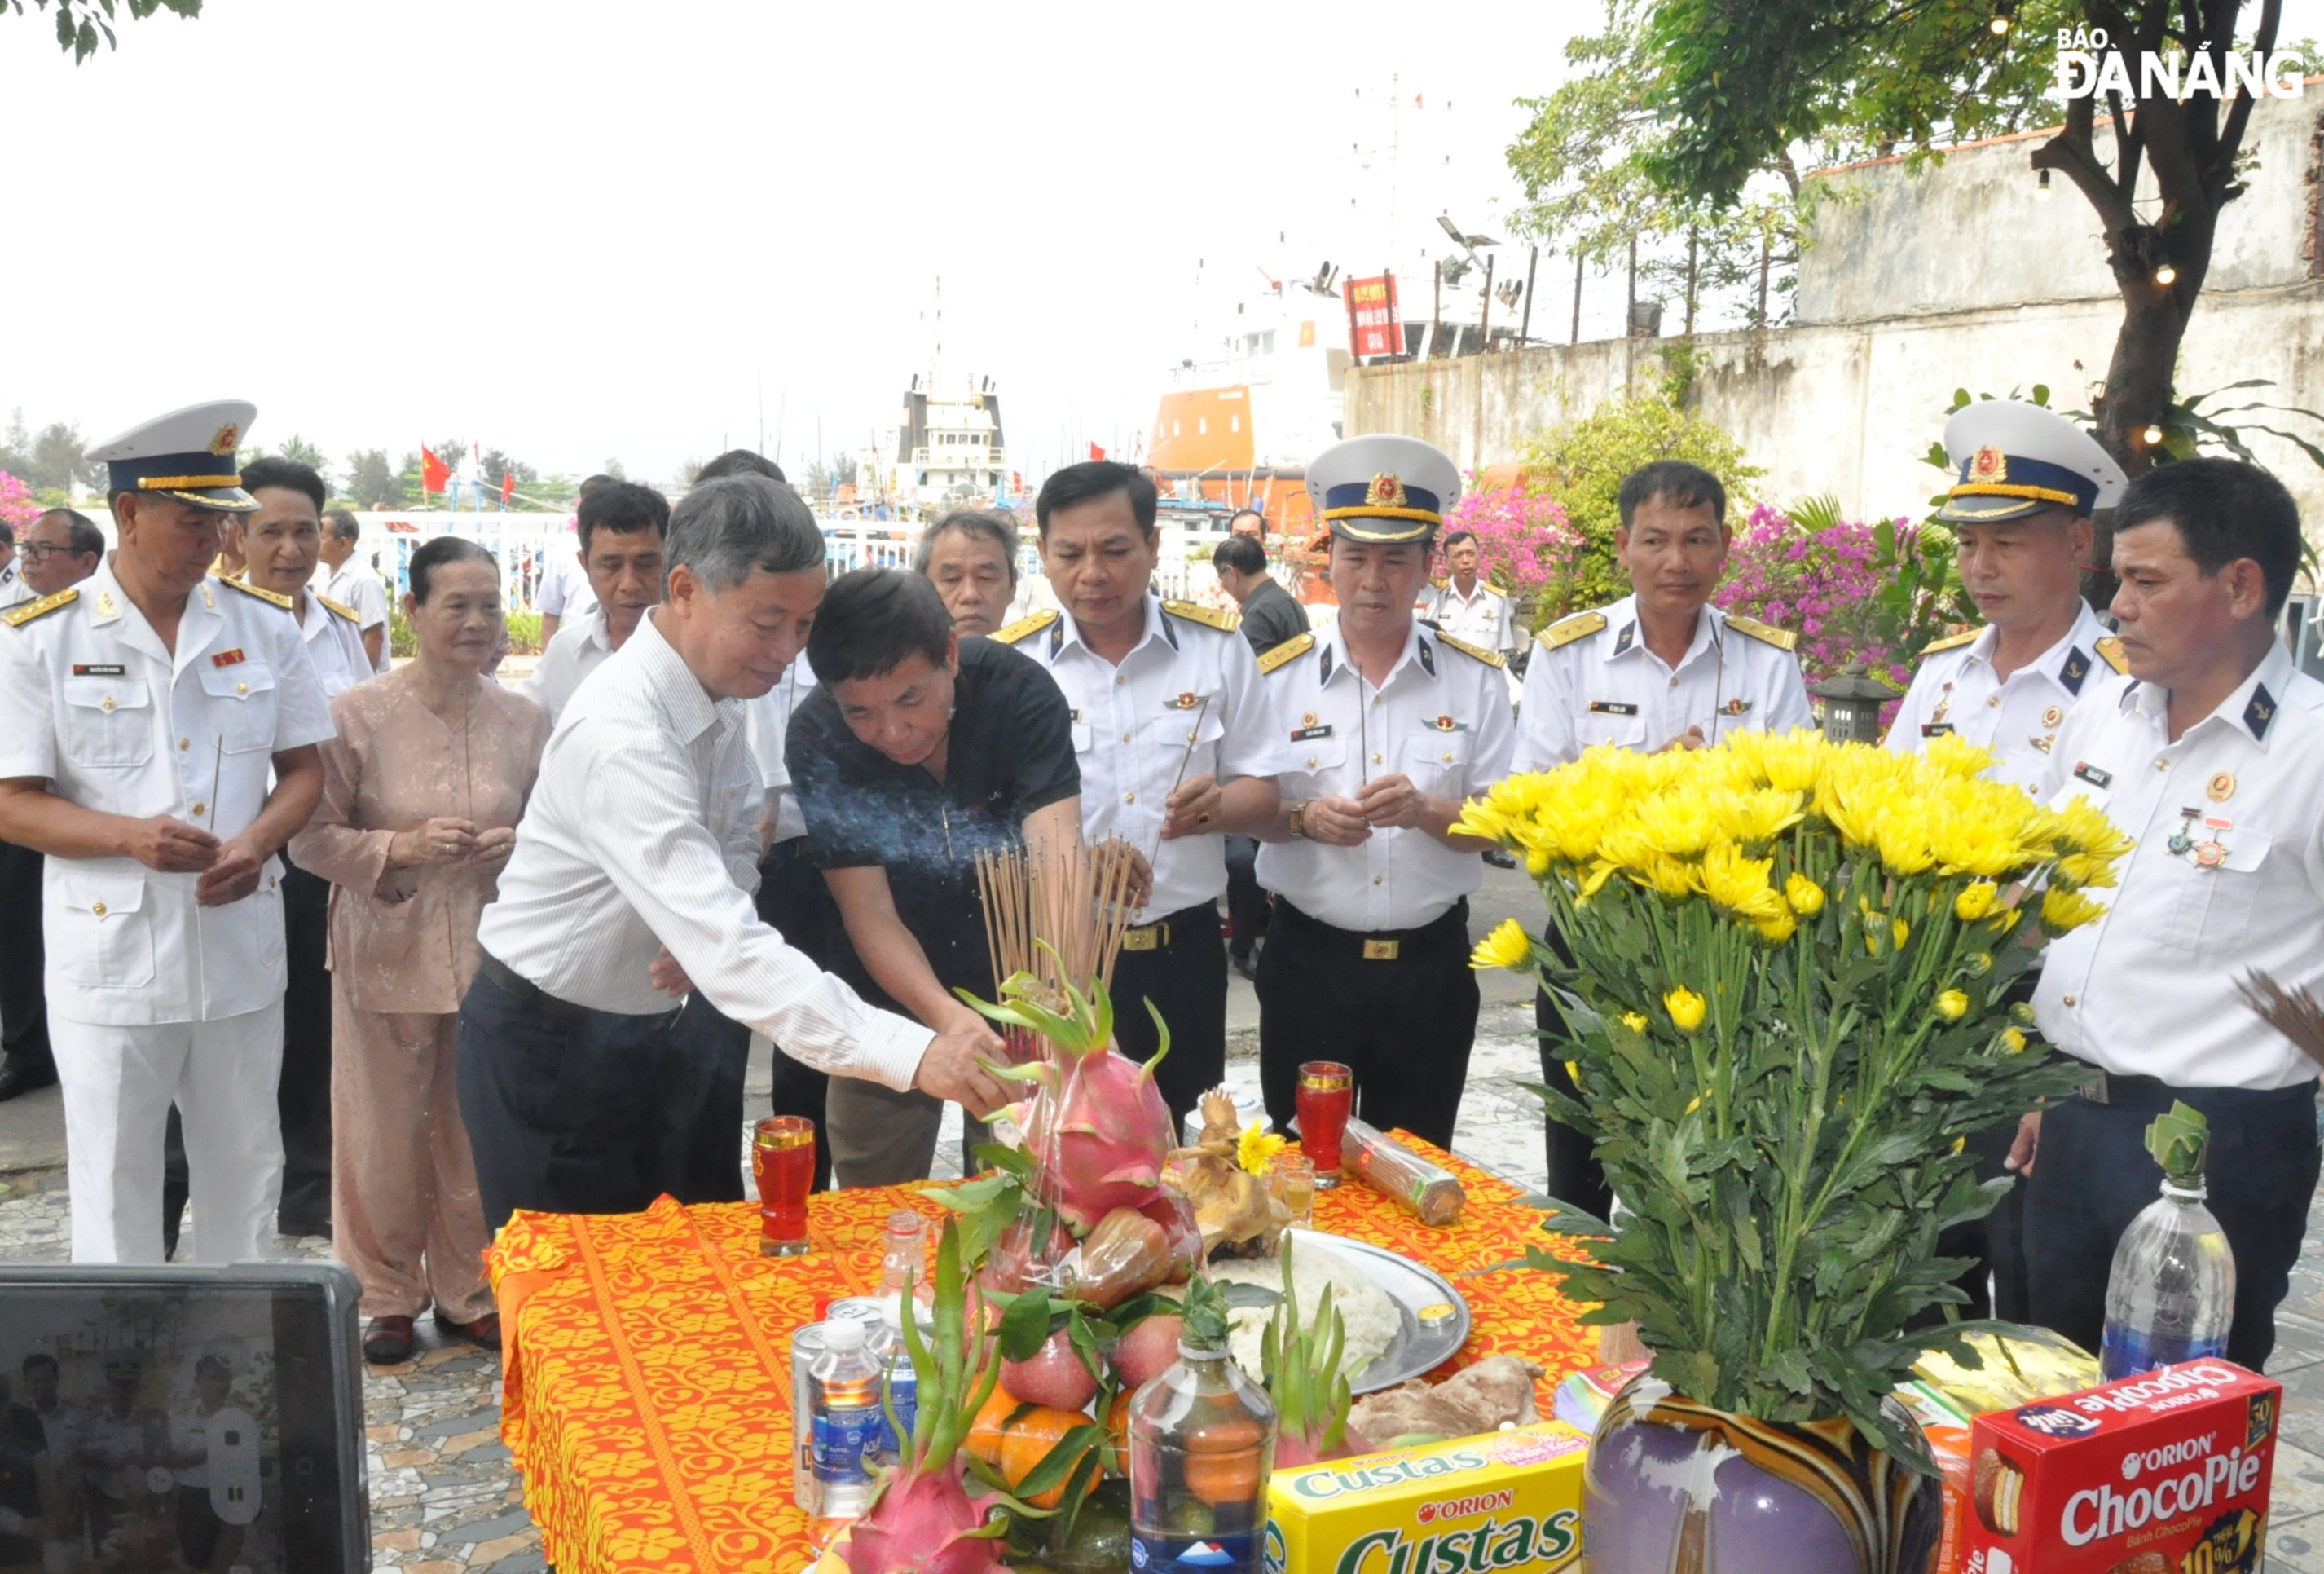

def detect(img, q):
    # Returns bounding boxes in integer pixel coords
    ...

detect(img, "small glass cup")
[1296,1061,1354,1189]
[753,1116,816,1257]
[1269,1153,1317,1228]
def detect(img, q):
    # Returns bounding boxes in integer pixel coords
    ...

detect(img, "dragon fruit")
[960,955,1176,1237]
[845,1219,1011,1574]
[1261,1239,1375,1468]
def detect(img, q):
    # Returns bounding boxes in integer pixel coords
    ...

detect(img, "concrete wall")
[1344,93,2324,531]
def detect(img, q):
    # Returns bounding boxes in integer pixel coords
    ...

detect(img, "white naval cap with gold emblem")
[1306,434,1461,545]
[86,399,260,513]
[1936,399,2126,525]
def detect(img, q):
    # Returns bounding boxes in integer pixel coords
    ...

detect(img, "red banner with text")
[1345,273,1401,359]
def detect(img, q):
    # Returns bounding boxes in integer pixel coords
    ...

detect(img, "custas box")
[1960,1360,2278,1574]
[1264,1421,1588,1574]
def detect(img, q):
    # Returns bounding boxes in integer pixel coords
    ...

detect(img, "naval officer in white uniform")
[0,401,332,1263]
[1879,399,2128,1324]
[1886,400,2130,790]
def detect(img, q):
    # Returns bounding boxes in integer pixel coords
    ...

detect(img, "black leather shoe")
[1230,948,1261,984]
[363,1316,416,1365]
[1482,849,1518,870]
[278,1215,333,1241]
[0,1057,57,1102]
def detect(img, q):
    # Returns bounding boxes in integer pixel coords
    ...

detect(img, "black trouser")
[0,835,50,1076]
[759,835,836,1193]
[1110,902,1228,1139]
[2025,1073,2321,1371]
[1222,835,1268,959]
[664,993,751,1204]
[275,854,333,1230]
[1257,898,1477,1151]
[1531,919,1613,1223]
[456,956,741,1232]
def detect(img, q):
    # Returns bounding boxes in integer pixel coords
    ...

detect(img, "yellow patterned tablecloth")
[483,1136,1597,1573]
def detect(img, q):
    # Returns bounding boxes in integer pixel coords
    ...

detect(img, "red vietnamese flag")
[1089,442,1107,461]
[500,471,515,504]
[420,447,450,494]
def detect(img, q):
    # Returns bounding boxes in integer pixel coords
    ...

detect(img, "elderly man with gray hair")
[456,475,1006,1228]
[913,508,1022,637]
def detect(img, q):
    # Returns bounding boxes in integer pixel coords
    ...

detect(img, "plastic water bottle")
[807,1319,883,1546]
[2099,1101,2236,1380]
[863,1210,927,1471]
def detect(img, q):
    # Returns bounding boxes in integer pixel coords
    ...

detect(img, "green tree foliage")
[3,0,200,63]
[262,434,331,489]
[1518,392,1764,619]
[343,449,399,509]
[1632,0,2289,480]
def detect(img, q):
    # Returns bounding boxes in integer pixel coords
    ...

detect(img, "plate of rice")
[1204,1228,1470,1394]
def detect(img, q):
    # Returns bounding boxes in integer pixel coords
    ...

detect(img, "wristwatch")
[1287,800,1313,840]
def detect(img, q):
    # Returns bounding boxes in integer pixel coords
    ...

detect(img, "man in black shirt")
[1213,533,1309,656]
[1210,533,1309,980]
[787,569,1083,1185]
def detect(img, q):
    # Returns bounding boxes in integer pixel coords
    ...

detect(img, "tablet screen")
[0,1268,364,1573]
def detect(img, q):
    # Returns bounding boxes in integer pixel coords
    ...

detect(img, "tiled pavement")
[6,1002,2324,1571]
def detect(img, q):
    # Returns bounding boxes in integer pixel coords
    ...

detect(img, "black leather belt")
[1275,897,1468,962]
[1120,902,1215,953]
[478,951,592,1023]
[2071,1065,2317,1110]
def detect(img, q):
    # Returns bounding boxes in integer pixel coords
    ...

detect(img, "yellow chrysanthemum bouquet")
[1459,730,2131,1446]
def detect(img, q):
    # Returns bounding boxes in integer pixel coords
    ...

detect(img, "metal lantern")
[1812,668,1896,743]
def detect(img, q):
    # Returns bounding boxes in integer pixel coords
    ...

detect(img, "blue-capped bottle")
[2100,1100,2236,1379]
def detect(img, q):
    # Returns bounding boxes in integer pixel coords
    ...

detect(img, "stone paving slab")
[3,1007,2318,1573]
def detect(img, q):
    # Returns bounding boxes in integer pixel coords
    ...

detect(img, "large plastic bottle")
[1127,1276,1278,1574]
[863,1210,927,1471]
[2099,1100,2236,1380]
[806,1319,883,1547]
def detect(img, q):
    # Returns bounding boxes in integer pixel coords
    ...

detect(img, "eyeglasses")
[18,543,90,563]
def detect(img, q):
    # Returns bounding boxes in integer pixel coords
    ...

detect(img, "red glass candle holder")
[753,1115,815,1257]
[1296,1061,1353,1189]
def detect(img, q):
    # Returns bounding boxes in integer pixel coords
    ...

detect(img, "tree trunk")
[1684,225,1700,336]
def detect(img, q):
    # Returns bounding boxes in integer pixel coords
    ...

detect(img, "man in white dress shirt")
[521,481,668,726]
[0,400,332,1263]
[1886,401,2131,788]
[1252,435,1516,1148]
[1882,399,2128,1322]
[226,456,376,1242]
[1514,460,1811,1221]
[2011,458,2324,1372]
[998,461,1280,1133]
[1423,529,1518,661]
[315,511,390,673]
[458,474,1001,1228]
[531,475,617,645]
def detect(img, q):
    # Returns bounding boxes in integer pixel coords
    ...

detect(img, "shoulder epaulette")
[1435,633,1505,669]
[1534,611,1606,655]
[2094,635,2128,674]
[1723,613,1798,653]
[1256,632,1315,675]
[989,609,1058,646]
[1162,598,1238,634]
[216,575,293,611]
[1920,628,1980,656]
[2,587,77,628]
[315,593,362,624]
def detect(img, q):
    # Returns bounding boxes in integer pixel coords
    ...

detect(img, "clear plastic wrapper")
[1340,1117,1466,1226]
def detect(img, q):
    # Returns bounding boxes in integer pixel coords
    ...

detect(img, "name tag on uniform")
[1921,723,1955,737]
[1587,700,1639,716]
[2073,761,2114,789]
[72,664,126,677]
[211,647,247,668]
[1290,724,1333,742]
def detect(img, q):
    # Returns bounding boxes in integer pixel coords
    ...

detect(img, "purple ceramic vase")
[1582,1376,1940,1574]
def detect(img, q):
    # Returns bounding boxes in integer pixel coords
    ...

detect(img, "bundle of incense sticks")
[975,835,1144,1019]
[2241,969,2324,1071]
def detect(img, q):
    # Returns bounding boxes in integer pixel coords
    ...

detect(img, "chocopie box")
[1961,1360,2278,1574]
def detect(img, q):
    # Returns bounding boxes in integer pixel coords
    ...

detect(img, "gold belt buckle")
[1122,924,1164,952]
[1362,937,1401,961]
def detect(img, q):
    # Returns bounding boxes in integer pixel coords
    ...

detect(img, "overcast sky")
[11,0,2322,493]
[2,0,1582,487]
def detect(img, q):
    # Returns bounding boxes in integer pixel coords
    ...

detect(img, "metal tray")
[1280,1227,1472,1394]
